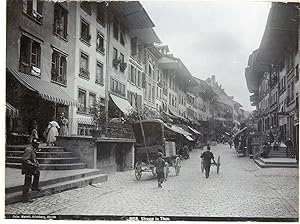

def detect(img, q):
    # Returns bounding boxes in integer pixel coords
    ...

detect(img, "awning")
[188,126,202,135]
[6,102,19,118]
[111,1,155,29]
[169,108,188,122]
[129,28,161,45]
[110,93,133,115]
[162,111,176,119]
[184,135,194,141]
[165,124,192,136]
[158,56,181,70]
[8,67,77,106]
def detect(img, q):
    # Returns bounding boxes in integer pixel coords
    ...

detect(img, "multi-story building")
[6,1,80,137]
[6,1,161,172]
[245,2,299,151]
[205,75,242,131]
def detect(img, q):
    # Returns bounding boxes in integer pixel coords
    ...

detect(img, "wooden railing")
[92,123,135,139]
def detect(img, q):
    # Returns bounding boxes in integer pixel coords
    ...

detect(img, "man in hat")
[155,152,166,187]
[22,138,41,203]
[200,145,215,178]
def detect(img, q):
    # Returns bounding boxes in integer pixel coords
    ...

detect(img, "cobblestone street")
[5,144,298,219]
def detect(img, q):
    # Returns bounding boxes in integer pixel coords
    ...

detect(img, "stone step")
[258,157,298,165]
[268,154,289,158]
[6,157,82,164]
[5,174,108,205]
[6,146,66,152]
[6,151,76,158]
[6,163,87,170]
[254,158,298,168]
[6,169,104,194]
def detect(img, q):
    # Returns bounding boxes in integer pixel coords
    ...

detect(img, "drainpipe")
[104,18,111,123]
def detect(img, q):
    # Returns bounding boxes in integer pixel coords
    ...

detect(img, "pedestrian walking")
[22,138,41,203]
[59,112,68,136]
[155,152,166,187]
[285,137,294,158]
[200,145,215,178]
[43,118,60,146]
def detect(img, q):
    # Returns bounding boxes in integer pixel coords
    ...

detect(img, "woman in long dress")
[45,120,60,146]
[59,113,69,136]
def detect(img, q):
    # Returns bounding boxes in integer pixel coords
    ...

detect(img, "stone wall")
[56,136,96,169]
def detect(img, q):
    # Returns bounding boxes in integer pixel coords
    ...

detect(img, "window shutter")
[131,37,137,55]
[137,95,142,108]
[142,72,146,88]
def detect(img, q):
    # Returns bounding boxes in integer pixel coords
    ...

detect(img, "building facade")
[245,2,299,154]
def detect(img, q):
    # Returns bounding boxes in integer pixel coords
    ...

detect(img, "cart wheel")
[151,167,157,177]
[175,164,181,176]
[201,160,204,173]
[164,164,169,181]
[216,156,220,174]
[135,162,142,181]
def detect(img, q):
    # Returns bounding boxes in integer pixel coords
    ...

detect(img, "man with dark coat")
[155,152,166,187]
[201,145,215,178]
[22,138,41,203]
[285,137,294,158]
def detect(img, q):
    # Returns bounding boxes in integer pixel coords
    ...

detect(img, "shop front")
[6,67,77,144]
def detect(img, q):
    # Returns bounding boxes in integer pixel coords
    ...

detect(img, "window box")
[96,47,105,55]
[79,67,90,79]
[119,62,127,72]
[80,36,91,46]
[113,59,121,68]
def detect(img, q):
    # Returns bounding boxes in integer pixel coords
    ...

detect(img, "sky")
[142,1,271,112]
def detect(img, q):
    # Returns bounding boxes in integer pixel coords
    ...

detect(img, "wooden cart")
[133,119,182,181]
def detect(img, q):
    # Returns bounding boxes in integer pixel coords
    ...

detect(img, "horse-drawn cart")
[133,119,182,181]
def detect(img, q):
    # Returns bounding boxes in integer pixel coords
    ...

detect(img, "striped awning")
[169,108,188,122]
[8,67,77,106]
[110,93,133,115]
[184,135,194,141]
[6,102,19,118]
[165,124,192,136]
[188,126,202,135]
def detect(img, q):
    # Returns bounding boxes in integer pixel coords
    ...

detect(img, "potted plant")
[113,59,121,68]
[119,62,127,72]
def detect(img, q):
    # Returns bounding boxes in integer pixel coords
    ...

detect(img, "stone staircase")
[6,145,87,170]
[268,146,289,158]
[254,157,298,168]
[5,144,109,204]
[5,169,108,204]
[254,146,298,168]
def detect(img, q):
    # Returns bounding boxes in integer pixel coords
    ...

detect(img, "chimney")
[211,75,216,85]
